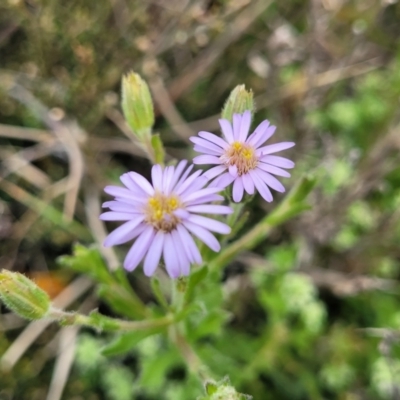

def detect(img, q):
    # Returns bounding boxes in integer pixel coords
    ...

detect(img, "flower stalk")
[48,307,174,332]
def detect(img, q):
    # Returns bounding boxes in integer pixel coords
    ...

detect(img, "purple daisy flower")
[190,110,295,202]
[100,160,232,278]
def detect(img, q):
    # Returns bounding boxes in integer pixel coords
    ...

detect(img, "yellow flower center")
[145,193,181,232]
[220,141,258,175]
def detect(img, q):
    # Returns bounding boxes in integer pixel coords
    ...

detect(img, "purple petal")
[232,113,242,140]
[143,231,165,276]
[102,201,139,212]
[219,119,234,143]
[232,176,244,202]
[190,137,225,154]
[103,216,145,247]
[208,173,235,189]
[256,142,295,156]
[169,160,188,192]
[193,145,221,156]
[187,214,231,234]
[163,233,180,278]
[204,165,226,180]
[176,225,202,264]
[124,226,155,271]
[247,120,270,147]
[260,155,295,169]
[249,170,273,202]
[174,208,190,219]
[171,230,190,276]
[151,164,163,191]
[183,221,221,252]
[186,204,233,214]
[127,172,154,195]
[249,124,277,149]
[178,175,208,198]
[181,187,222,203]
[104,186,137,199]
[175,170,203,195]
[193,155,221,165]
[229,165,238,177]
[185,194,224,206]
[198,131,229,149]
[112,196,147,207]
[120,174,147,196]
[239,110,251,142]
[100,211,138,221]
[242,174,255,195]
[163,166,174,194]
[256,170,286,193]
[175,164,194,189]
[257,163,291,177]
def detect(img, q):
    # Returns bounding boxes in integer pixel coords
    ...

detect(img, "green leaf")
[97,283,147,320]
[184,266,208,306]
[285,174,317,206]
[101,328,165,357]
[58,244,110,283]
[189,309,231,341]
[60,244,147,319]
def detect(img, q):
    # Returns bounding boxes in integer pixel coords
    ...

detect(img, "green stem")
[171,325,212,381]
[48,308,174,332]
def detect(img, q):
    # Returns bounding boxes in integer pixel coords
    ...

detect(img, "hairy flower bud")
[221,85,254,123]
[121,71,155,140]
[200,377,253,400]
[0,270,50,320]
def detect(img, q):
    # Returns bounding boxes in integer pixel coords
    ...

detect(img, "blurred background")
[1,0,400,399]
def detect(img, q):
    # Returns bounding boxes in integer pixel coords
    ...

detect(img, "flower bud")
[201,376,253,400]
[121,71,155,140]
[221,85,255,123]
[0,270,51,320]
